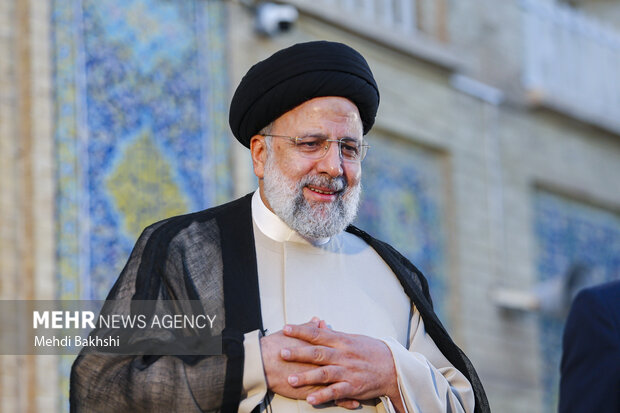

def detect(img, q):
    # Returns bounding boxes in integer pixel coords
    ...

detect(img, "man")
[559,279,620,413]
[71,41,489,413]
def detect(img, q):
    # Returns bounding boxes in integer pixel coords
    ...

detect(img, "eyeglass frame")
[260,134,370,162]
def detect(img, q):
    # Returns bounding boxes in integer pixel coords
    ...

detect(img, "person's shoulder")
[573,279,620,311]
[345,225,411,267]
[566,279,620,334]
[345,225,392,250]
[345,224,432,300]
[587,279,620,296]
[138,193,253,245]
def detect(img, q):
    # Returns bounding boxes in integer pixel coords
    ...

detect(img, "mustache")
[299,174,346,192]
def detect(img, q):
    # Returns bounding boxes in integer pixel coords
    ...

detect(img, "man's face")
[252,96,364,239]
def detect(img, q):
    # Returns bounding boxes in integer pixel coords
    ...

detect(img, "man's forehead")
[273,97,363,135]
[304,96,361,115]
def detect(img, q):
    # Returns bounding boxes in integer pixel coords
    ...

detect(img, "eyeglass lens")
[294,136,366,161]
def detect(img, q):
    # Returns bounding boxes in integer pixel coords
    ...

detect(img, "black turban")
[229,41,380,148]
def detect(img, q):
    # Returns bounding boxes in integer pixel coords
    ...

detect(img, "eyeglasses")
[263,134,369,162]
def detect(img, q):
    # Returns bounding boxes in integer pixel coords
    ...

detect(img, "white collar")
[251,190,330,246]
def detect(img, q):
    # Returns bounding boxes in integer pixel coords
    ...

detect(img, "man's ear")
[250,135,267,179]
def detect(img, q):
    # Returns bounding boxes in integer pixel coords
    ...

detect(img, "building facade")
[1,0,619,412]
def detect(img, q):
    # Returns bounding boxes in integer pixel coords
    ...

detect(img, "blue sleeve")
[558,286,620,413]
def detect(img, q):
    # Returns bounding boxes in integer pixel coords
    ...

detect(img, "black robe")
[70,193,489,413]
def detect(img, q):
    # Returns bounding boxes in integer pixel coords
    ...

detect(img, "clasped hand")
[260,318,403,411]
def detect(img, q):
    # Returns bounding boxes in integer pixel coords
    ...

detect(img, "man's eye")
[341,142,359,155]
[297,138,323,148]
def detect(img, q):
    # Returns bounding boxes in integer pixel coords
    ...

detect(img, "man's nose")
[316,141,344,177]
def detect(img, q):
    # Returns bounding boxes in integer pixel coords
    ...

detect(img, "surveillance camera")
[254,3,299,36]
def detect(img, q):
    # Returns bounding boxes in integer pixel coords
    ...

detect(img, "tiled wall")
[52,0,230,301]
[51,0,229,408]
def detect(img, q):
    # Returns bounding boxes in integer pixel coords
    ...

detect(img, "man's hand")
[260,319,326,400]
[260,319,361,409]
[281,322,404,412]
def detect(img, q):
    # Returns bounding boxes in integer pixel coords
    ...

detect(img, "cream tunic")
[239,191,474,413]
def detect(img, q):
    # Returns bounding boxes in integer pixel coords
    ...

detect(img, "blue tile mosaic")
[53,0,229,300]
[52,0,229,408]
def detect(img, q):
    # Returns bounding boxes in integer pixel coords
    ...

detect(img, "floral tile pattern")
[52,0,228,407]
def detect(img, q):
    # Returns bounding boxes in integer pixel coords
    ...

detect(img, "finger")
[283,323,338,345]
[307,382,353,405]
[281,345,335,365]
[318,320,330,329]
[335,399,360,410]
[296,318,320,328]
[287,365,343,387]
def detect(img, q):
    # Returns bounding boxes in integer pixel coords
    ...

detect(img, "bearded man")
[71,41,489,413]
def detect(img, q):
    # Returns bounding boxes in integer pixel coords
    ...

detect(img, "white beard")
[262,154,361,240]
